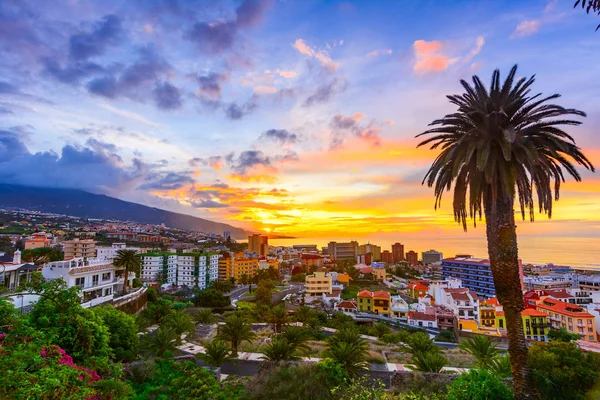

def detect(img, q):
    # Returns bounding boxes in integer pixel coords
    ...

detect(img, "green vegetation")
[216,314,256,356]
[458,336,501,368]
[22,247,64,264]
[446,369,513,400]
[548,327,580,342]
[113,249,141,294]
[197,340,235,367]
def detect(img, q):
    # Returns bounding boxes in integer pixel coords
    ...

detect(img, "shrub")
[434,330,456,343]
[245,363,334,400]
[92,306,139,362]
[446,369,513,400]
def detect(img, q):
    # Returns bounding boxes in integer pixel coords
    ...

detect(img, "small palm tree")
[163,310,195,345]
[140,327,178,357]
[490,354,513,379]
[280,326,310,353]
[197,340,235,367]
[417,65,594,399]
[407,352,449,373]
[323,341,368,376]
[293,305,312,323]
[370,322,391,339]
[458,336,501,368]
[217,315,256,356]
[260,337,301,362]
[268,305,289,334]
[194,309,217,325]
[113,250,141,295]
[403,332,441,356]
[329,326,367,349]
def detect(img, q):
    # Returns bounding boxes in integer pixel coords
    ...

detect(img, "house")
[357,290,373,312]
[435,306,457,332]
[409,311,438,328]
[407,283,429,299]
[390,295,409,318]
[305,271,332,296]
[536,296,597,342]
[439,288,480,322]
[372,290,391,316]
[496,308,550,342]
[336,299,358,313]
[0,250,41,291]
[371,262,387,281]
[480,298,499,328]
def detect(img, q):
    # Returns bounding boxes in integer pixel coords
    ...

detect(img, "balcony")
[75,277,124,291]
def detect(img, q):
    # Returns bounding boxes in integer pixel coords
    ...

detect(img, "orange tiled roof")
[521,309,547,317]
[536,297,594,318]
[357,290,373,298]
[373,290,391,298]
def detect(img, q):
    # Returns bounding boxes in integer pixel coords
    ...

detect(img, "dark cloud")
[184,0,270,54]
[303,78,348,107]
[259,129,298,145]
[224,97,257,120]
[0,3,41,54]
[195,72,228,101]
[274,150,299,162]
[43,58,105,85]
[153,81,183,110]
[87,46,170,100]
[191,199,229,209]
[188,156,222,168]
[69,15,123,60]
[0,81,19,94]
[0,130,29,162]
[329,114,382,150]
[226,150,271,173]
[86,137,119,156]
[139,171,194,190]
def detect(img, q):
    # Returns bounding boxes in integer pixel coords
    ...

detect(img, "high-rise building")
[422,250,443,265]
[63,239,97,260]
[140,252,219,289]
[391,243,404,263]
[218,252,260,281]
[248,234,268,256]
[441,256,524,299]
[327,241,359,261]
[358,243,381,261]
[381,250,393,264]
[223,231,231,240]
[406,250,418,266]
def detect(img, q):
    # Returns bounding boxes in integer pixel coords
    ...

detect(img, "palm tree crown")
[417,65,594,231]
[198,340,235,367]
[113,249,141,295]
[458,335,501,368]
[216,315,256,356]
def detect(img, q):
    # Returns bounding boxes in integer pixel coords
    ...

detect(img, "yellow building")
[336,273,351,286]
[535,296,596,342]
[357,290,373,312]
[480,298,499,328]
[356,290,390,316]
[218,252,259,281]
[258,258,279,270]
[63,239,96,260]
[305,271,332,296]
[248,234,268,256]
[496,309,550,342]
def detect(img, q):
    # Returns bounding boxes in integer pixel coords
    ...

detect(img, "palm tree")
[329,326,368,349]
[268,305,289,334]
[260,337,301,362]
[194,309,217,325]
[163,310,195,345]
[574,0,600,30]
[370,322,391,339]
[458,336,501,368]
[216,315,256,356]
[402,332,441,356]
[197,340,235,367]
[140,327,178,357]
[323,341,368,376]
[417,65,594,399]
[280,326,310,353]
[113,249,141,295]
[490,354,513,378]
[293,305,312,323]
[407,352,448,373]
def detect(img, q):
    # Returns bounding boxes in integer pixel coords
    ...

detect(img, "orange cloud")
[229,173,278,184]
[292,38,339,71]
[412,40,459,74]
[511,20,541,38]
[254,85,277,94]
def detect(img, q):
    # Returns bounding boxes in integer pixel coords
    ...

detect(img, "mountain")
[0,184,251,239]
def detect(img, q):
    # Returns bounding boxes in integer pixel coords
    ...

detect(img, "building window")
[102,272,111,281]
[75,277,85,287]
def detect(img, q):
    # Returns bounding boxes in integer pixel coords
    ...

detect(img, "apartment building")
[536,296,597,342]
[96,243,141,261]
[24,234,51,250]
[218,253,260,281]
[63,239,97,260]
[405,250,418,266]
[248,234,268,257]
[305,271,332,296]
[140,252,219,289]
[381,250,393,264]
[439,288,480,321]
[496,308,550,342]
[327,241,359,261]
[391,243,404,263]
[422,250,443,265]
[578,274,600,292]
[358,243,381,261]
[356,290,391,316]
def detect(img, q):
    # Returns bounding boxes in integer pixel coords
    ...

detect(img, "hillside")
[0,184,250,239]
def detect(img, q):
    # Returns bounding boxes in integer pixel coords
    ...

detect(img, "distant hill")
[0,184,251,239]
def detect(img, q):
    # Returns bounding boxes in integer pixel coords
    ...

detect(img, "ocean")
[268,234,600,271]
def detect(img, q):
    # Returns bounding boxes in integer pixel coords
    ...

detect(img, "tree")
[417,65,594,399]
[434,329,457,343]
[328,326,368,350]
[92,306,139,362]
[490,354,513,379]
[211,280,233,293]
[370,322,391,338]
[261,337,301,362]
[446,369,514,400]
[323,341,368,376]
[194,309,217,325]
[22,247,63,264]
[216,315,256,356]
[113,249,141,295]
[548,327,579,342]
[268,305,289,334]
[407,352,449,373]
[574,0,600,30]
[193,288,231,308]
[529,341,600,400]
[280,326,311,353]
[293,305,312,323]
[163,310,195,345]
[458,335,501,368]
[197,340,235,367]
[140,327,178,357]
[403,332,441,356]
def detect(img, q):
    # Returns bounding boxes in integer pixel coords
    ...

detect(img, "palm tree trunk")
[484,190,538,400]
[123,268,129,295]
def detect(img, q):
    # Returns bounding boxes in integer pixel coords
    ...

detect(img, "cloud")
[254,85,276,94]
[292,39,339,71]
[153,81,183,110]
[140,171,195,190]
[511,20,541,38]
[0,130,29,162]
[43,59,105,85]
[412,40,459,74]
[191,199,229,209]
[276,69,297,78]
[329,113,382,149]
[259,129,298,145]
[224,97,257,120]
[303,78,348,107]
[226,150,272,174]
[69,14,123,60]
[188,156,223,170]
[366,49,392,59]
[544,0,558,13]
[185,0,270,54]
[195,72,229,101]
[462,36,485,64]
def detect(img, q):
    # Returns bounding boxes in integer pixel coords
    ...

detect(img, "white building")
[140,252,219,289]
[422,250,443,265]
[96,243,141,261]
[42,257,135,308]
[437,287,480,322]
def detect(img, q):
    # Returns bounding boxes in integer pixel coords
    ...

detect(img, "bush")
[434,330,456,343]
[193,288,231,308]
[92,306,139,362]
[446,369,513,400]
[245,363,334,400]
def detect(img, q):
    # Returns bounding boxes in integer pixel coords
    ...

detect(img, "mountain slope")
[0,184,250,239]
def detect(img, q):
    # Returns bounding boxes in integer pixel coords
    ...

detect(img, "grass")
[342,283,393,300]
[366,351,386,364]
[236,301,256,309]
[443,348,477,368]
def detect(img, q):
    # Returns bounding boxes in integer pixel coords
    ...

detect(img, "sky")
[1,0,600,240]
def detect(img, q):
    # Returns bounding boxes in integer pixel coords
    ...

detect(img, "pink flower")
[78,375,84,380]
